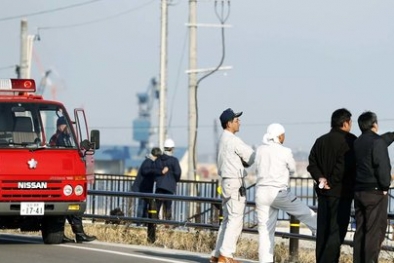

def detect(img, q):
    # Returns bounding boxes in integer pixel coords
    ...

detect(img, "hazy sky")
[1,0,394,158]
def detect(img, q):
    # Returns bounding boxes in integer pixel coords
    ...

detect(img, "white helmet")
[164,138,175,148]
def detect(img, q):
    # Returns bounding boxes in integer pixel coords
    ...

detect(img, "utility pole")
[187,0,231,222]
[19,19,29,79]
[19,19,35,79]
[188,0,198,181]
[158,0,168,150]
[187,1,232,182]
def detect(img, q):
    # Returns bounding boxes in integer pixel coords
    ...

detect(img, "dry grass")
[78,223,394,263]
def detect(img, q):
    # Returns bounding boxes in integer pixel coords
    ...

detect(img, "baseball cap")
[219,108,243,126]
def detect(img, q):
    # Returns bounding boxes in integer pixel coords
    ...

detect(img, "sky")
[1,0,394,160]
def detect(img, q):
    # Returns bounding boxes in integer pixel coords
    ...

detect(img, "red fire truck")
[0,79,99,244]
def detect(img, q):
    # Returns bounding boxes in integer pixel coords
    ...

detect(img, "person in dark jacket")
[155,138,182,220]
[132,147,168,221]
[51,117,96,243]
[353,111,392,263]
[307,108,357,263]
[49,116,74,147]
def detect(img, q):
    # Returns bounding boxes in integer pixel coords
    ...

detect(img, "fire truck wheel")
[41,216,66,244]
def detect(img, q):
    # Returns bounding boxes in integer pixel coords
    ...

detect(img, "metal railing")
[85,174,394,245]
[87,174,221,224]
[83,173,394,261]
[86,174,394,226]
[86,174,329,228]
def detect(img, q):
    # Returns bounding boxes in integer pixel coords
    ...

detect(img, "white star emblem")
[28,159,38,169]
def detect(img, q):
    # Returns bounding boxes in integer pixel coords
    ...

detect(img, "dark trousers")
[316,195,352,263]
[137,198,149,219]
[155,188,173,220]
[353,191,388,263]
[66,215,82,226]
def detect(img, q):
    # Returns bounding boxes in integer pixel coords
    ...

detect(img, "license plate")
[20,202,45,215]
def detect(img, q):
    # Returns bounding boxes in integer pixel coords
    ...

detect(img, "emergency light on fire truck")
[0,79,36,93]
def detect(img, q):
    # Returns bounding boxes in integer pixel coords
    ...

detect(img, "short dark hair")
[331,108,352,129]
[358,111,377,132]
[151,147,162,157]
[221,121,228,129]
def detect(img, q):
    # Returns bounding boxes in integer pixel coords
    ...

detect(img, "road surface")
[0,233,258,263]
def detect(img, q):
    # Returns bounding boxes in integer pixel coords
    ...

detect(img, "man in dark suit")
[307,108,357,263]
[353,111,392,263]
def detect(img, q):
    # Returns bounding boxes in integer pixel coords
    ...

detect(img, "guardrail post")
[288,215,299,263]
[91,179,96,222]
[147,198,157,243]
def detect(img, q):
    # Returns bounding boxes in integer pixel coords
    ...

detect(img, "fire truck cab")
[0,79,99,244]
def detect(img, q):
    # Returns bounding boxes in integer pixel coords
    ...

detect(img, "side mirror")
[90,130,100,150]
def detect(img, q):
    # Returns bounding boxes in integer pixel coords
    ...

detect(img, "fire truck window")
[13,117,33,132]
[0,113,8,131]
[41,110,76,148]
[0,104,14,131]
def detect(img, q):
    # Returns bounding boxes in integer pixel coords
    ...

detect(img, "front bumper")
[0,202,86,216]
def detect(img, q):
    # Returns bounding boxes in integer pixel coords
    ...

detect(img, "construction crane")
[132,77,159,155]
[37,70,52,96]
[33,48,66,100]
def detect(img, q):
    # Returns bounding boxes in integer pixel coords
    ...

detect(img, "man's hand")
[318,177,331,189]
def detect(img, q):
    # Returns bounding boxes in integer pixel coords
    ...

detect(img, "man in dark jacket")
[307,108,357,263]
[353,111,391,263]
[155,138,181,220]
[51,116,96,243]
[132,147,167,221]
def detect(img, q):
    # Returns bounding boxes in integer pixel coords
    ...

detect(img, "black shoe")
[75,233,97,243]
[71,224,97,243]
[62,235,75,243]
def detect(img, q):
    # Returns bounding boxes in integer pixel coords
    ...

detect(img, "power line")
[92,121,327,131]
[91,117,394,131]
[0,0,103,22]
[0,65,16,71]
[38,0,157,31]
